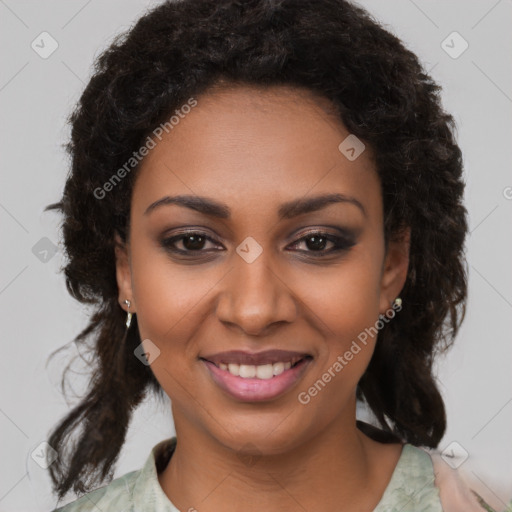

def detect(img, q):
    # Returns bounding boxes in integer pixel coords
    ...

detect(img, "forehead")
[131,84,382,225]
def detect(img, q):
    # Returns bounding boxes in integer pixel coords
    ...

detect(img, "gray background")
[1,0,511,510]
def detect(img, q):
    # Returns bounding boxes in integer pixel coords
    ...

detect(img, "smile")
[200,351,313,402]
[218,360,297,379]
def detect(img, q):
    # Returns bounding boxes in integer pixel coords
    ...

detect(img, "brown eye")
[303,234,331,251]
[180,234,207,251]
[288,231,356,256]
[160,229,356,259]
[160,231,221,254]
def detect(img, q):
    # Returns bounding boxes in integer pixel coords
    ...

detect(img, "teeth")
[228,363,239,375]
[239,364,256,378]
[273,362,284,376]
[220,360,298,379]
[256,364,273,379]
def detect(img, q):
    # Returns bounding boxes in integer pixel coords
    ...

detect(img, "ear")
[114,231,136,313]
[378,226,410,315]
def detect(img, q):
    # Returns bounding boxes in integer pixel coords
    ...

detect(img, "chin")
[207,412,318,457]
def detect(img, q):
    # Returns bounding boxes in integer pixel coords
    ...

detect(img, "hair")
[45,0,468,501]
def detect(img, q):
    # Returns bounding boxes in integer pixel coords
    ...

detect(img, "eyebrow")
[143,193,366,219]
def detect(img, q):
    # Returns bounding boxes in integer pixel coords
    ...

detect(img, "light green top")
[52,438,444,511]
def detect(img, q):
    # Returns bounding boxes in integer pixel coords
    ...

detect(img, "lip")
[201,349,311,366]
[201,356,313,402]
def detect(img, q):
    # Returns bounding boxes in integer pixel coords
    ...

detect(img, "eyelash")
[160,230,356,258]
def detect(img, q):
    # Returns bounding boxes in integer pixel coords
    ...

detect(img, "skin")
[115,84,410,512]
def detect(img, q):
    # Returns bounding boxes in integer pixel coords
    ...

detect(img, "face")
[115,84,409,455]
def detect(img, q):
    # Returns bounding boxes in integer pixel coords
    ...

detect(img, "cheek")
[298,251,383,396]
[129,245,206,351]
[306,251,383,337]
[129,251,210,404]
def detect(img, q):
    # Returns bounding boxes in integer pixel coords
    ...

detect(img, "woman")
[45,0,490,510]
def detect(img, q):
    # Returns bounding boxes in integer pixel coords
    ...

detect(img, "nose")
[215,251,298,336]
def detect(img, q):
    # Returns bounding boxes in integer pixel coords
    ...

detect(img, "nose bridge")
[216,245,296,335]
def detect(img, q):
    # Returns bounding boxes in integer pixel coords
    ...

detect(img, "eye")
[159,229,356,258]
[160,231,221,254]
[287,231,356,256]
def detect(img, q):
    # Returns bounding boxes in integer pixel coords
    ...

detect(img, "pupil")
[183,234,205,250]
[181,235,327,251]
[306,235,326,251]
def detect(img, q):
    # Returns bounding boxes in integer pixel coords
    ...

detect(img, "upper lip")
[201,350,312,366]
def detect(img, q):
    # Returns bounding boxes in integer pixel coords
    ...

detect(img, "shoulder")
[428,449,489,512]
[376,444,444,510]
[374,444,486,512]
[51,437,178,512]
[400,444,486,512]
[52,469,139,511]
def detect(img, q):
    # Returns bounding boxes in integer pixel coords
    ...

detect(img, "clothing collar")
[130,438,440,511]
[132,437,178,512]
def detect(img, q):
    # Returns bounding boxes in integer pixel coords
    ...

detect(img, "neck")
[158,406,402,512]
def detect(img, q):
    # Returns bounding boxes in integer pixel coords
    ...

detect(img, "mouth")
[199,350,313,402]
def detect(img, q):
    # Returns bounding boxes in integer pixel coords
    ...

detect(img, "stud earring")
[393,297,402,308]
[124,299,133,329]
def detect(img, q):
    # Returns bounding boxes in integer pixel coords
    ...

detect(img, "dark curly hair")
[45,0,468,501]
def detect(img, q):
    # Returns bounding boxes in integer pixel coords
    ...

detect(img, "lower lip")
[202,358,312,402]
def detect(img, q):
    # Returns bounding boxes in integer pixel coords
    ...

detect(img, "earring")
[393,297,402,308]
[124,299,133,329]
